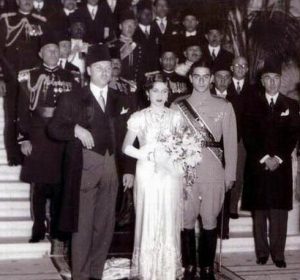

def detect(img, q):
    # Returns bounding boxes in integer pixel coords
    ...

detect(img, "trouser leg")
[217,189,231,239]
[269,209,288,262]
[31,183,47,239]
[253,210,270,259]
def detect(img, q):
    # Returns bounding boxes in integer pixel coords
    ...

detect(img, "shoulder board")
[31,13,47,22]
[17,67,38,82]
[173,94,191,104]
[211,94,229,102]
[144,70,161,78]
[0,12,16,20]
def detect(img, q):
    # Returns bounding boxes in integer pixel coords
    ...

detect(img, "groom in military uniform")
[173,60,237,280]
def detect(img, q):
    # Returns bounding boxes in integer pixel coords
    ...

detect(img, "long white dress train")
[128,108,183,280]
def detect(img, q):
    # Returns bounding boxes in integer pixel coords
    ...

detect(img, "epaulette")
[31,13,47,22]
[0,12,16,20]
[173,94,191,104]
[17,67,38,82]
[144,70,160,78]
[211,94,229,102]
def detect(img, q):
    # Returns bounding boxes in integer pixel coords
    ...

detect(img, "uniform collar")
[43,64,59,73]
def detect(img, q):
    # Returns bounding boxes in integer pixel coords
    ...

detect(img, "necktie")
[270,98,274,112]
[59,59,64,69]
[91,7,96,20]
[144,27,149,38]
[236,81,241,94]
[159,20,165,34]
[212,49,216,60]
[98,90,105,112]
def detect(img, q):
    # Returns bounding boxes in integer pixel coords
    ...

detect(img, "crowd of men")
[0,0,299,279]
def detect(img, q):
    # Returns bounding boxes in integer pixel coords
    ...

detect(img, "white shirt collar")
[215,88,227,98]
[139,24,150,34]
[232,78,244,90]
[90,83,108,104]
[107,0,117,12]
[156,17,167,23]
[208,45,220,56]
[265,92,279,104]
[19,10,30,15]
[87,3,98,16]
[186,30,197,37]
[64,8,76,16]
[33,0,44,10]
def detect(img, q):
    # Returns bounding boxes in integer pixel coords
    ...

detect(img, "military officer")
[159,38,189,105]
[172,60,237,280]
[0,0,47,165]
[17,33,78,243]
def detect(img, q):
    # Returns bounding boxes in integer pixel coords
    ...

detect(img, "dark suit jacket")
[150,19,179,41]
[72,1,115,44]
[48,85,136,232]
[202,45,234,73]
[133,25,160,74]
[241,92,300,211]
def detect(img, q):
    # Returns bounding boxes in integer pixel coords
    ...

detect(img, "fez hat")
[181,8,198,21]
[183,36,201,50]
[56,30,71,43]
[40,31,58,48]
[205,21,223,33]
[119,9,136,23]
[160,36,179,56]
[109,46,120,60]
[261,58,282,75]
[86,44,111,66]
[137,0,152,12]
[213,61,231,74]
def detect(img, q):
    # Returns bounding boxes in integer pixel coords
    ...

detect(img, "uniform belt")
[202,141,222,148]
[36,107,55,118]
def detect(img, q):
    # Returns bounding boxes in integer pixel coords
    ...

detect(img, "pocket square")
[121,107,129,115]
[280,109,289,116]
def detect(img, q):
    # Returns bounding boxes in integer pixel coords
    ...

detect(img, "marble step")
[0,198,30,218]
[229,216,252,233]
[0,237,50,260]
[0,149,8,164]
[0,165,21,181]
[0,181,30,199]
[0,218,32,238]
[218,232,300,253]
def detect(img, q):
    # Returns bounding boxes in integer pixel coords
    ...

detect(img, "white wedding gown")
[128,108,183,280]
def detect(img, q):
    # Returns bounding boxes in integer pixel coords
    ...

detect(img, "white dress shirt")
[232,78,245,92]
[64,8,76,16]
[208,45,220,57]
[156,17,167,33]
[185,31,197,37]
[33,0,44,10]
[90,83,108,105]
[215,88,227,98]
[87,3,98,19]
[139,24,151,35]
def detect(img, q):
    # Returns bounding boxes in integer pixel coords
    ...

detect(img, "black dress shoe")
[229,213,239,219]
[200,266,215,280]
[184,265,196,280]
[28,235,45,243]
[274,260,286,268]
[256,256,268,265]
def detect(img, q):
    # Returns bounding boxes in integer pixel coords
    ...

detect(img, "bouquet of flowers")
[157,128,203,186]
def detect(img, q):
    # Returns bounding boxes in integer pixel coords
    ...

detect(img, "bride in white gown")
[122,77,184,280]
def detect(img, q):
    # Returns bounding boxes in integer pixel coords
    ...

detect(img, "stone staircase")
[0,97,50,260]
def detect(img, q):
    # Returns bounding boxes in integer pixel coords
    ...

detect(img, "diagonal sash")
[177,99,224,165]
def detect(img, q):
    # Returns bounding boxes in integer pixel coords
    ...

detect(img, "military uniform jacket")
[242,92,300,211]
[0,11,46,77]
[173,93,237,183]
[162,70,189,106]
[17,64,77,184]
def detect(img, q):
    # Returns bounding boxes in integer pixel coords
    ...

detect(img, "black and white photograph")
[0,0,300,279]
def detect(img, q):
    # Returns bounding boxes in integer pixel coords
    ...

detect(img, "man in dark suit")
[133,0,160,74]
[48,44,135,280]
[72,0,115,44]
[17,33,78,243]
[151,0,178,42]
[32,0,59,20]
[242,59,300,268]
[48,0,78,34]
[202,23,234,74]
